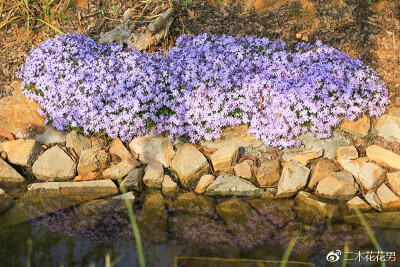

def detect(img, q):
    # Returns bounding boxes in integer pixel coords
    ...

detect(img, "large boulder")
[129,136,174,167]
[337,158,385,191]
[276,160,310,198]
[77,147,110,176]
[366,145,400,170]
[32,145,76,181]
[0,158,26,187]
[169,143,210,188]
[205,174,264,197]
[0,139,41,167]
[143,162,164,189]
[374,107,400,143]
[315,172,358,200]
[65,130,91,156]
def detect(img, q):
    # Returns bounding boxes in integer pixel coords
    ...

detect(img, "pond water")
[1,190,400,267]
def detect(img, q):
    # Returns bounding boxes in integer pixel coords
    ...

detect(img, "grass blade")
[117,178,146,267]
[342,240,349,267]
[36,18,64,34]
[0,15,21,31]
[280,236,298,267]
[105,252,111,267]
[354,207,385,267]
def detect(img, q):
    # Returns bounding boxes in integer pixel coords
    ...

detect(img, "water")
[1,191,400,267]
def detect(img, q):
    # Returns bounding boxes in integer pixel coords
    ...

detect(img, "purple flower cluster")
[18,33,388,147]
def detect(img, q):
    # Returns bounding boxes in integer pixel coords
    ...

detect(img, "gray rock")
[0,188,14,213]
[102,159,140,180]
[120,168,144,191]
[32,146,76,181]
[0,158,25,187]
[0,139,41,167]
[374,107,400,143]
[338,158,385,191]
[143,162,164,189]
[276,161,310,198]
[129,136,175,167]
[66,130,91,155]
[315,172,358,200]
[169,143,209,188]
[297,131,350,159]
[77,147,110,176]
[205,174,264,197]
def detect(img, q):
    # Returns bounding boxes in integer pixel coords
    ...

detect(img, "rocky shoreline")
[1,105,400,229]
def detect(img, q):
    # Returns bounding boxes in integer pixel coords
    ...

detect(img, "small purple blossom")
[17,33,388,148]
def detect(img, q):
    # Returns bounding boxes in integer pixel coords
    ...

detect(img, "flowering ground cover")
[18,33,388,147]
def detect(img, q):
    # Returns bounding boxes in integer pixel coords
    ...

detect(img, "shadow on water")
[1,190,400,267]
